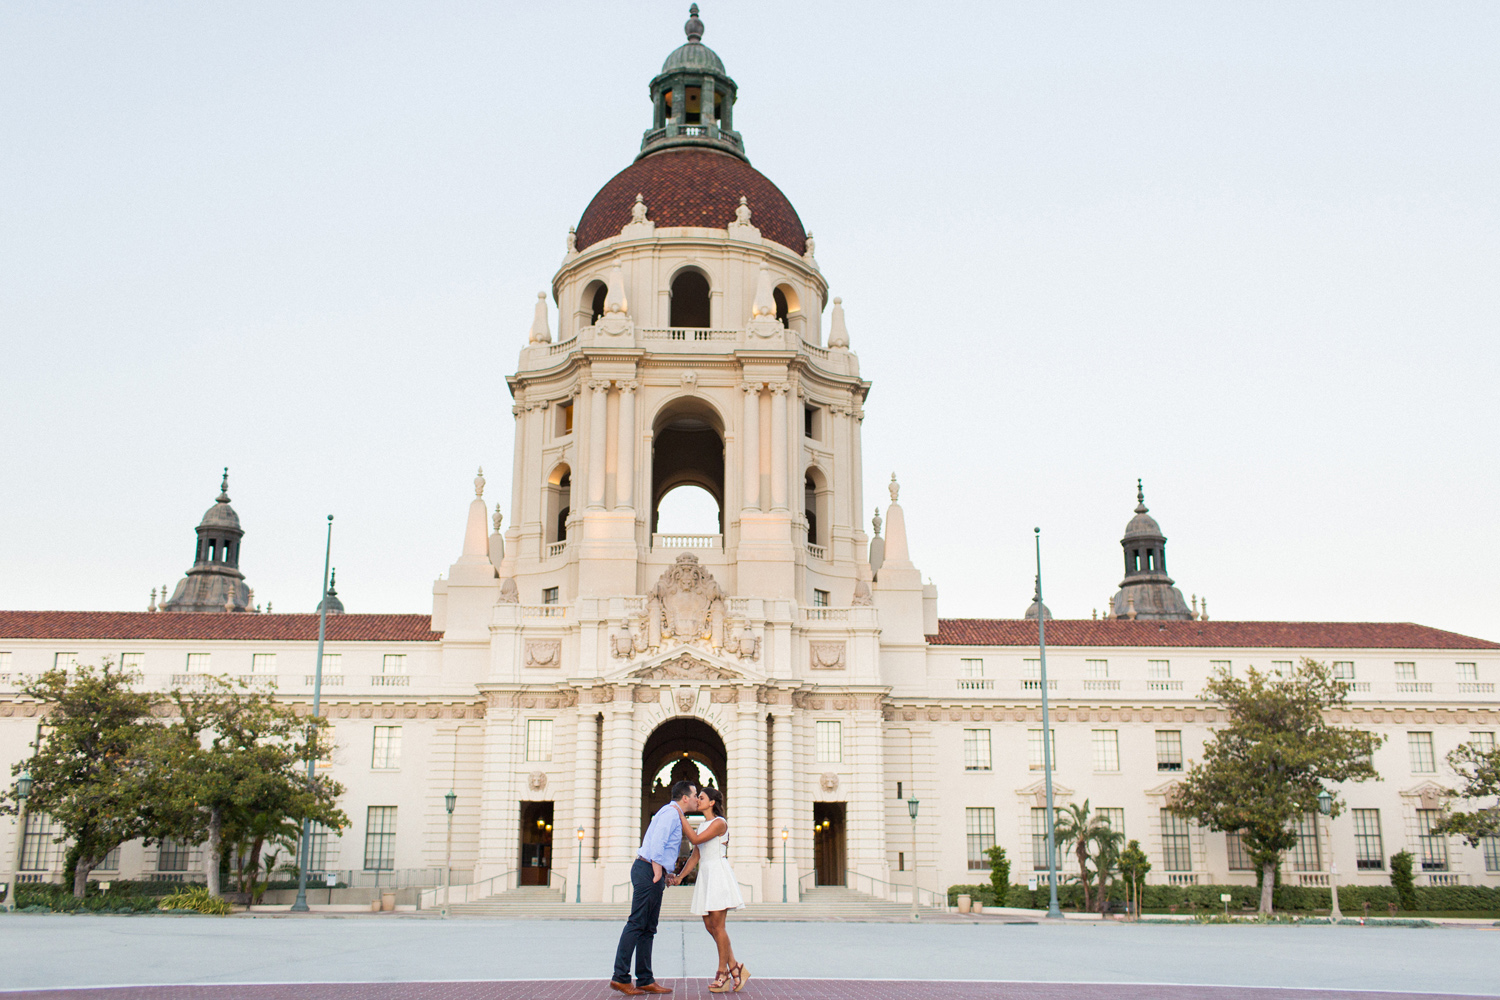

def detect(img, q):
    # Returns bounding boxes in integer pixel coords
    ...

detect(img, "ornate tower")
[1109,480,1192,620]
[163,469,253,613]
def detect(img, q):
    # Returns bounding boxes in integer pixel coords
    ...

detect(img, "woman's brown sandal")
[732,963,750,992]
[708,971,733,993]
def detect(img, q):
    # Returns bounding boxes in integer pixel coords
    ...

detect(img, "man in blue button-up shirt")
[610,779,697,995]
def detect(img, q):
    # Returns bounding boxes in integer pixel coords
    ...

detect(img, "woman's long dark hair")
[702,786,726,819]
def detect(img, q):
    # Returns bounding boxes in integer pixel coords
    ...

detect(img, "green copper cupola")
[638,5,746,162]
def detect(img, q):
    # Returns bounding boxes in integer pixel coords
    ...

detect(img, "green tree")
[1434,739,1500,847]
[159,677,347,898]
[1052,800,1113,911]
[1389,849,1417,910]
[985,844,1010,901]
[1172,658,1383,914]
[1089,823,1126,913]
[1116,840,1151,919]
[2,659,169,898]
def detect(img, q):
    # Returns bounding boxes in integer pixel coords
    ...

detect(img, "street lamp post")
[3,770,32,913]
[292,516,335,913]
[780,826,789,903]
[907,797,920,921]
[575,826,585,903]
[442,789,457,918]
[1317,789,1342,922]
[1035,528,1063,920]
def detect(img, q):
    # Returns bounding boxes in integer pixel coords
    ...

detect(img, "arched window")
[207,540,217,563]
[773,283,802,335]
[774,288,789,328]
[587,281,607,325]
[804,466,830,554]
[545,466,572,546]
[804,474,818,545]
[670,270,711,328]
[651,400,725,540]
[655,485,721,535]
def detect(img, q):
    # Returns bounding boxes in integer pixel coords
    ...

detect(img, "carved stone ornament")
[675,688,699,713]
[809,641,847,670]
[525,640,561,668]
[498,577,520,603]
[629,654,740,681]
[528,770,548,792]
[608,556,760,663]
[591,684,616,704]
[820,772,839,793]
[633,686,657,704]
[711,687,737,704]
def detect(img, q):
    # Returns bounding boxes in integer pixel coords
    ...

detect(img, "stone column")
[702,77,717,138]
[616,381,637,510]
[740,382,761,511]
[571,708,600,898]
[769,704,796,895]
[729,690,768,873]
[599,694,641,864]
[770,382,789,511]
[850,396,865,537]
[587,379,609,510]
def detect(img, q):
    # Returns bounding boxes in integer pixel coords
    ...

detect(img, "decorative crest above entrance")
[610,553,761,660]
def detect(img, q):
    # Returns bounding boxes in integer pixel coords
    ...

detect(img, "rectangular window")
[382,654,407,675]
[1210,659,1231,677]
[120,652,144,672]
[1092,730,1120,772]
[157,838,190,872]
[897,851,905,871]
[960,658,985,678]
[54,652,78,671]
[307,823,334,871]
[965,807,996,870]
[1395,661,1417,681]
[1155,730,1183,771]
[186,652,210,672]
[1353,809,1384,870]
[1086,659,1109,679]
[1097,807,1125,837]
[1226,831,1253,870]
[1408,732,1436,773]
[895,781,902,800]
[1291,813,1321,871]
[1483,835,1500,873]
[1027,728,1057,770]
[1471,732,1497,751]
[542,587,559,605]
[1160,810,1193,871]
[1148,659,1171,679]
[963,729,992,771]
[96,844,121,871]
[0,651,11,674]
[804,406,818,439]
[813,589,830,608]
[815,720,843,763]
[1457,662,1478,682]
[1416,809,1448,871]
[372,726,402,769]
[556,400,574,436]
[1271,660,1293,672]
[251,653,277,674]
[1031,807,1051,870]
[363,806,397,871]
[321,653,342,674]
[20,813,59,871]
[1023,658,1040,679]
[525,719,554,762]
[1332,661,1355,680]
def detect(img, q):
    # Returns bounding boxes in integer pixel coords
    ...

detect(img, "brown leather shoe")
[608,982,645,996]
[637,985,673,994]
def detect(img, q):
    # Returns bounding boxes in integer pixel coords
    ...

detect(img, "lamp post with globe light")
[441,789,457,918]
[3,770,32,912]
[576,826,585,903]
[908,797,920,921]
[780,827,789,902]
[1318,788,1342,921]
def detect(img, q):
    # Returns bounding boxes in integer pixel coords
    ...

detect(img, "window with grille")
[1290,813,1321,871]
[1027,729,1056,770]
[1210,660,1231,677]
[120,652,144,672]
[1416,809,1448,871]
[1457,662,1478,682]
[0,651,10,674]
[966,808,996,870]
[1471,732,1497,751]
[1483,835,1500,873]
[54,652,78,671]
[372,726,402,769]
[1353,809,1384,870]
[96,844,121,871]
[1332,661,1355,680]
[20,813,60,871]
[1155,730,1183,771]
[963,729,992,771]
[960,658,984,678]
[382,654,407,675]
[1395,662,1417,681]
[321,653,342,674]
[1092,730,1120,772]
[308,822,335,870]
[185,653,210,672]
[157,838,190,872]
[525,719,554,762]
[542,587,559,605]
[1030,807,1052,870]
[1097,807,1125,837]
[813,589,830,608]
[1086,659,1108,679]
[1271,660,1293,672]
[363,806,397,871]
[1408,732,1435,773]
[1160,810,1193,871]
[816,720,843,763]
[1226,831,1253,870]
[1023,658,1040,679]
[1148,660,1171,679]
[251,653,276,674]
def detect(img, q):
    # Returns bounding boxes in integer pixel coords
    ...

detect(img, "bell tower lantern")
[639,5,745,162]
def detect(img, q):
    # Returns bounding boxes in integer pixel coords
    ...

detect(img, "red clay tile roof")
[576,148,806,254]
[0,612,441,643]
[929,619,1500,650]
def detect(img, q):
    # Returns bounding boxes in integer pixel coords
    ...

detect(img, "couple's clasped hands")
[649,861,685,886]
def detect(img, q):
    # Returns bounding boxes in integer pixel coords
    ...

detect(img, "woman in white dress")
[677,788,748,993]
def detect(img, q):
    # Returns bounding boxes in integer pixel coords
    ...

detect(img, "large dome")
[575,148,806,255]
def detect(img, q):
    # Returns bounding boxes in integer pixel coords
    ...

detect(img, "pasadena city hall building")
[3,8,1498,907]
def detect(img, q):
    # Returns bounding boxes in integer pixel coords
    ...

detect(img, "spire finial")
[871,507,882,537]
[1134,478,1148,514]
[218,467,230,502]
[475,467,486,497]
[685,4,703,43]
[327,568,338,595]
[888,473,900,503]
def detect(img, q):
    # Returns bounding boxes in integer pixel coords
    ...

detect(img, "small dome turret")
[317,568,346,615]
[1107,479,1192,621]
[639,5,746,162]
[163,468,253,613]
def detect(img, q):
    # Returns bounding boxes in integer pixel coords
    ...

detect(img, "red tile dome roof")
[575,148,806,255]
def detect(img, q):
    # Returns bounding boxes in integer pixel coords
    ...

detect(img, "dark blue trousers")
[613,858,667,985]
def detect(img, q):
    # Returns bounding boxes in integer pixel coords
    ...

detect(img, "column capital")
[740,381,762,394]
[617,379,639,393]
[587,379,611,394]
[769,382,790,396]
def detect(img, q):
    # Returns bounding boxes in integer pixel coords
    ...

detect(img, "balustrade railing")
[640,328,738,343]
[805,543,827,560]
[372,675,410,687]
[802,607,848,621]
[305,674,344,686]
[957,678,994,691]
[651,533,723,550]
[800,339,831,360]
[524,605,568,618]
[1396,682,1433,693]
[1083,679,1120,691]
[1458,682,1495,693]
[1147,679,1185,692]
[546,540,568,559]
[1021,679,1057,692]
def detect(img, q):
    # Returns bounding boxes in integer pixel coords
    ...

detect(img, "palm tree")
[1052,800,1112,911]
[1090,824,1126,913]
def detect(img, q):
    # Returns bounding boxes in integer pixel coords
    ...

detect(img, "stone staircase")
[445,883,942,921]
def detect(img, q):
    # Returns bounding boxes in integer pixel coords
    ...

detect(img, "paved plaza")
[0,915,1497,998]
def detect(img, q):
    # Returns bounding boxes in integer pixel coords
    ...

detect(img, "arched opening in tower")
[651,400,724,536]
[545,465,572,545]
[669,270,711,328]
[641,715,727,879]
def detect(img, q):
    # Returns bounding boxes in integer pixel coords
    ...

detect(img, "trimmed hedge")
[948,881,1500,914]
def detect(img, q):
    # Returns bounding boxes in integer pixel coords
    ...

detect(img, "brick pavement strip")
[0,983,1495,1000]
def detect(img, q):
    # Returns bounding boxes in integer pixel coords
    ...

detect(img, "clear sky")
[2,2,1496,641]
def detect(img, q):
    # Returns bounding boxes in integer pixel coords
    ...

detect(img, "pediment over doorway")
[624,651,745,682]
[1015,780,1075,806]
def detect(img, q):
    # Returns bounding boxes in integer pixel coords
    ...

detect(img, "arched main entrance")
[641,717,727,878]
